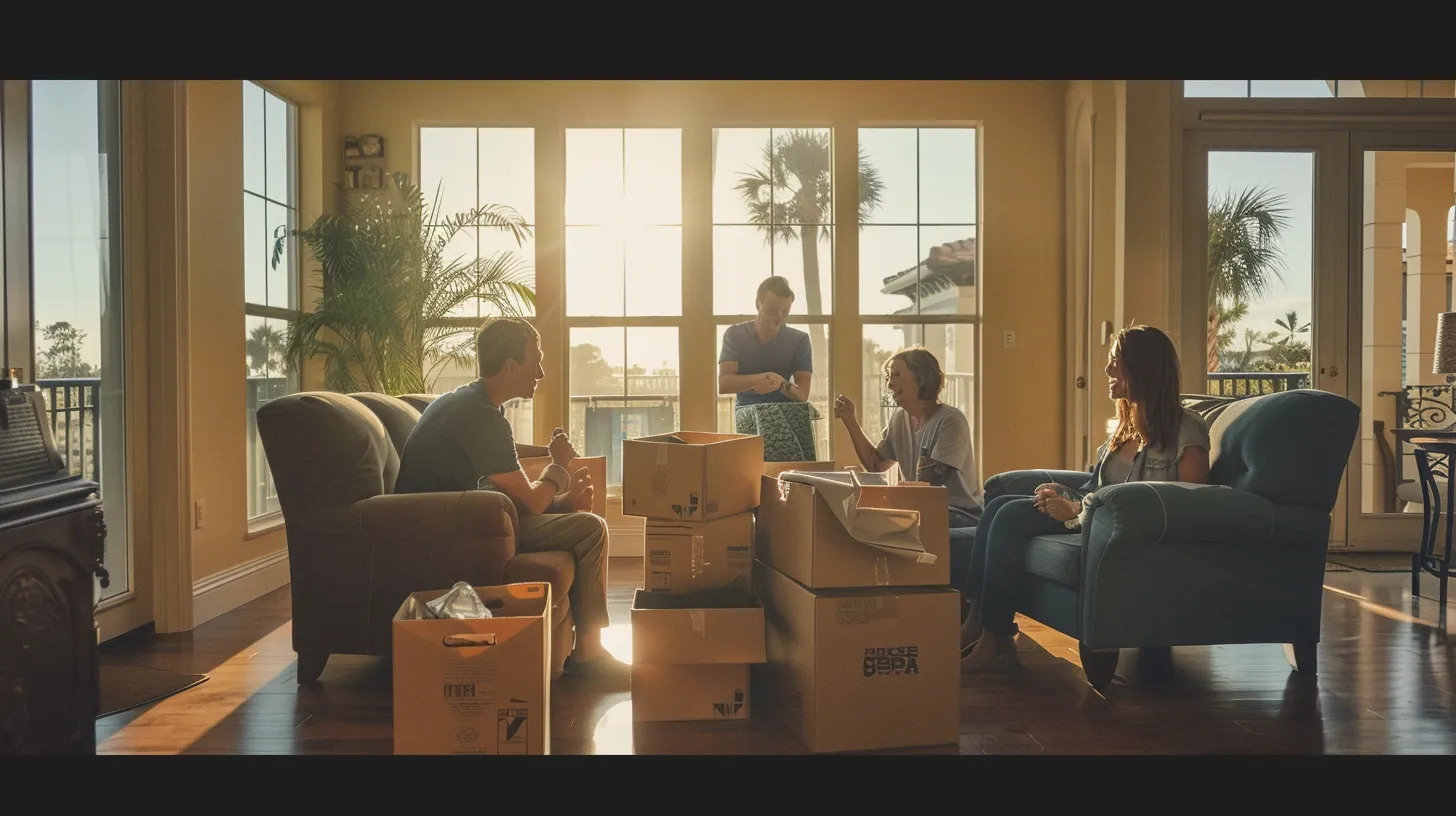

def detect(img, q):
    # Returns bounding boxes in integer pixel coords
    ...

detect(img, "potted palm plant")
[271,171,535,395]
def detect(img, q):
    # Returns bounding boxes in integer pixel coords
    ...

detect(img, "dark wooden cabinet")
[0,382,108,755]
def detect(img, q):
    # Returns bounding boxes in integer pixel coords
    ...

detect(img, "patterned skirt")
[735,401,819,462]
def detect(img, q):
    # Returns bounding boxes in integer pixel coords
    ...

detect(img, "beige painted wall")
[336,79,1068,476]
[183,80,341,581]
[1073,81,1180,449]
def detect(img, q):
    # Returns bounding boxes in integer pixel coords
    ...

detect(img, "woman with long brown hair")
[959,325,1211,671]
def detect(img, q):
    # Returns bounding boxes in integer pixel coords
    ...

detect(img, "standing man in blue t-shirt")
[718,276,813,407]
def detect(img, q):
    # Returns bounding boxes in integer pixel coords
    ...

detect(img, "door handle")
[1075,376,1086,389]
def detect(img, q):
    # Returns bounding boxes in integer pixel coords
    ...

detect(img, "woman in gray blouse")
[960,325,1211,671]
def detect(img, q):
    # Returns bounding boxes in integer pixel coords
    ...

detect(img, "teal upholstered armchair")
[982,389,1359,690]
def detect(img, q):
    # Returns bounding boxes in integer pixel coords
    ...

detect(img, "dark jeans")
[960,493,1069,636]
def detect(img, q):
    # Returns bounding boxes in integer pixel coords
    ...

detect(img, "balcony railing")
[35,377,102,481]
[1205,371,1310,398]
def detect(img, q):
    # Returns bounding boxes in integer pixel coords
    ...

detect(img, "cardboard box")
[762,461,837,480]
[630,589,766,722]
[630,664,751,722]
[622,431,764,522]
[391,582,552,755]
[754,560,959,754]
[756,474,951,589]
[645,511,754,595]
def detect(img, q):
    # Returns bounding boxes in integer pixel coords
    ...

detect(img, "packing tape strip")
[690,609,706,637]
[874,556,890,587]
[691,535,705,578]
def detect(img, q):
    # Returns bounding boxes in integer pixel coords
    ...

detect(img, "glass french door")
[3,80,134,604]
[1344,131,1456,550]
[1182,129,1351,546]
[1186,123,1456,551]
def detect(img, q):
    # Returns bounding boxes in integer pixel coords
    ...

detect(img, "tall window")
[857,127,979,452]
[243,81,299,521]
[565,128,682,486]
[711,127,834,459]
[418,126,537,440]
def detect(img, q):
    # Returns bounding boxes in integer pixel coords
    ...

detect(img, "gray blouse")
[1056,407,1211,530]
[1062,407,1212,500]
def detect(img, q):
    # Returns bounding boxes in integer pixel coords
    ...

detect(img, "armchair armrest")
[1075,481,1333,649]
[354,489,518,543]
[1082,482,1278,546]
[985,468,1092,502]
[349,490,523,653]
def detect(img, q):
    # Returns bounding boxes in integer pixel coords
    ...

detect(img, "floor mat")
[98,662,209,719]
[1326,553,1415,573]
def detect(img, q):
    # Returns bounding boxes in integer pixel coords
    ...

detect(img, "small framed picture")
[344,168,358,189]
[343,136,361,159]
[358,134,384,158]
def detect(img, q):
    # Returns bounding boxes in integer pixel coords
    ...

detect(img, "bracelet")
[540,463,572,494]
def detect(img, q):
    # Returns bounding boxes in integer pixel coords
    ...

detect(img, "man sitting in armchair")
[395,316,628,684]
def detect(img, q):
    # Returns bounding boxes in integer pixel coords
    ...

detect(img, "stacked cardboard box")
[754,471,960,753]
[621,431,767,722]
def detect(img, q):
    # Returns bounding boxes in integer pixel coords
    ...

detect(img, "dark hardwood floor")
[94,557,1456,755]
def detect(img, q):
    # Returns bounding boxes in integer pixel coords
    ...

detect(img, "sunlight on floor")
[590,699,635,754]
[1322,583,1443,629]
[99,621,295,754]
[601,622,633,664]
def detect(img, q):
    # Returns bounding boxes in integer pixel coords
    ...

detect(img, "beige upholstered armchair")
[256,391,580,682]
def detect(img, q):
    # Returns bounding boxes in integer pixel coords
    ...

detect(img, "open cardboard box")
[622,431,763,522]
[391,582,552,755]
[762,460,837,480]
[630,589,766,722]
[755,473,951,589]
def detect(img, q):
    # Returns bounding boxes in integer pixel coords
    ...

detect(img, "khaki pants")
[515,512,610,630]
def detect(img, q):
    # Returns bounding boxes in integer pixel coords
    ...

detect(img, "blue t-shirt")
[719,322,813,408]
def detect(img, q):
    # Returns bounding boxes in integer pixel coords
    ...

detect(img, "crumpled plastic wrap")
[399,581,495,620]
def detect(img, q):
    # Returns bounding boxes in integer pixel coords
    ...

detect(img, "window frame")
[853,125,982,453]
[243,80,301,524]
[708,125,840,461]
[561,127,687,488]
[414,119,988,477]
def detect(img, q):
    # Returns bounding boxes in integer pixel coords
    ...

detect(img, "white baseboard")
[192,548,292,628]
[610,526,645,558]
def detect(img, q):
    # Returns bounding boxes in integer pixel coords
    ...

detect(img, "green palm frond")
[736,129,885,245]
[273,172,534,395]
[1207,184,1292,308]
